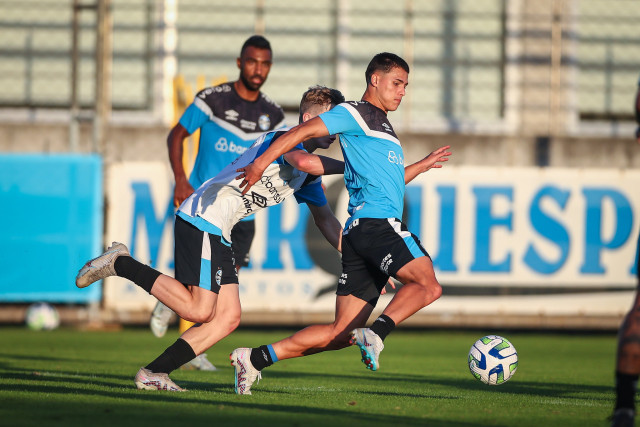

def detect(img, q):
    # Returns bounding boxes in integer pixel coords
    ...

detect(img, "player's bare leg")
[179,283,241,355]
[271,295,374,359]
[150,277,218,324]
[380,255,442,325]
[349,256,441,371]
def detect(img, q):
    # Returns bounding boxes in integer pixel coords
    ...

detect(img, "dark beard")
[239,73,262,92]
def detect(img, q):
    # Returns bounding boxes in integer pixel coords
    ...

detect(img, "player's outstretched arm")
[404,145,452,184]
[283,150,345,176]
[307,202,342,252]
[237,117,330,194]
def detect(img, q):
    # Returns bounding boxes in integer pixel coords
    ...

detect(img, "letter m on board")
[129,182,175,269]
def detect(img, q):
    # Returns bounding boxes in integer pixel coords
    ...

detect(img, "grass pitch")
[0,326,617,426]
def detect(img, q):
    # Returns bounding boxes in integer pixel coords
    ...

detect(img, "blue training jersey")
[319,101,405,227]
[179,83,286,190]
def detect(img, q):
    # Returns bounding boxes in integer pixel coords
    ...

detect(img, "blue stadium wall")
[0,154,103,303]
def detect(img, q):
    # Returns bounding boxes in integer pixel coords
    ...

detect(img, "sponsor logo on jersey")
[382,122,393,133]
[215,137,248,154]
[387,150,403,165]
[260,175,283,203]
[242,196,254,214]
[225,109,239,121]
[250,191,268,208]
[240,119,257,131]
[258,114,271,131]
[198,84,231,98]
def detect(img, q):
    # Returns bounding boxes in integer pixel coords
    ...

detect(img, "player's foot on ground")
[134,367,186,392]
[150,301,174,338]
[181,353,217,371]
[610,408,635,427]
[76,242,129,288]
[349,328,384,371]
[230,348,261,395]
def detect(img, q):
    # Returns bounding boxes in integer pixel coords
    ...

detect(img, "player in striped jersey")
[76,86,345,392]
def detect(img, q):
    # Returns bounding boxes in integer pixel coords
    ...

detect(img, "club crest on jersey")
[215,269,222,286]
[258,114,271,131]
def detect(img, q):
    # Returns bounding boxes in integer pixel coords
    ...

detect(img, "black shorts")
[231,220,255,268]
[174,216,239,293]
[338,218,430,306]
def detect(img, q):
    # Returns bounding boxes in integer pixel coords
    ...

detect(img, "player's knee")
[415,279,442,306]
[187,306,215,324]
[225,310,241,332]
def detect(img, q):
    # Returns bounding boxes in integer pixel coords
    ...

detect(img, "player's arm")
[306,202,342,252]
[635,84,640,143]
[167,123,194,207]
[283,150,345,176]
[404,145,452,184]
[237,117,330,194]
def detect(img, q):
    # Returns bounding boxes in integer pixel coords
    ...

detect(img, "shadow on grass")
[0,380,482,427]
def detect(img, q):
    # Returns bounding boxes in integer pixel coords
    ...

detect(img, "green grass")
[0,326,618,426]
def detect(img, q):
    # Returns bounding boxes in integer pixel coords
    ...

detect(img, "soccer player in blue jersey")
[76,86,346,392]
[151,35,286,369]
[231,52,452,394]
[610,79,640,427]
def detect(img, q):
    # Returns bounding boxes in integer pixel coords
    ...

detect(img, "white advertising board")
[104,162,640,320]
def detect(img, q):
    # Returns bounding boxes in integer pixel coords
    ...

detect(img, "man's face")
[373,67,408,112]
[237,46,273,92]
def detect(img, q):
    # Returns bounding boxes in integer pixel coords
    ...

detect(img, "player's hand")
[381,278,397,295]
[236,162,265,195]
[420,145,452,171]
[173,180,194,208]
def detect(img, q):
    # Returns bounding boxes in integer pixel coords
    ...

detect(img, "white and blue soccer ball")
[25,302,60,331]
[468,335,518,385]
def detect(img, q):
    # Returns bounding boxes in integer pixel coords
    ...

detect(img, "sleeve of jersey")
[293,179,327,206]
[178,102,209,134]
[318,104,361,135]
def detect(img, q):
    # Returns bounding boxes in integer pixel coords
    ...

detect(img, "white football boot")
[134,367,186,392]
[230,348,261,395]
[149,301,175,338]
[76,242,129,288]
[180,353,218,371]
[350,328,384,371]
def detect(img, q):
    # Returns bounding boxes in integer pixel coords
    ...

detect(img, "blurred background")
[0,0,638,330]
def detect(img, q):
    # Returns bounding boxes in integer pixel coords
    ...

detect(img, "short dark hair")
[298,85,345,124]
[240,35,272,56]
[365,52,410,85]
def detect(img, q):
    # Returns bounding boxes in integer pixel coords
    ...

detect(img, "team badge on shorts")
[215,269,222,286]
[258,114,270,131]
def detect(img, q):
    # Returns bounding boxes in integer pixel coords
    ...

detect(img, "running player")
[610,78,640,427]
[76,86,344,392]
[151,35,285,371]
[231,52,451,394]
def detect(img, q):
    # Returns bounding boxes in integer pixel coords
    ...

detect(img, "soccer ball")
[25,303,60,331]
[468,335,518,385]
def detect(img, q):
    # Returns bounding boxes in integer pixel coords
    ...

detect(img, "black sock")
[370,314,396,341]
[145,339,197,375]
[114,256,161,293]
[250,345,274,371]
[615,371,639,410]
